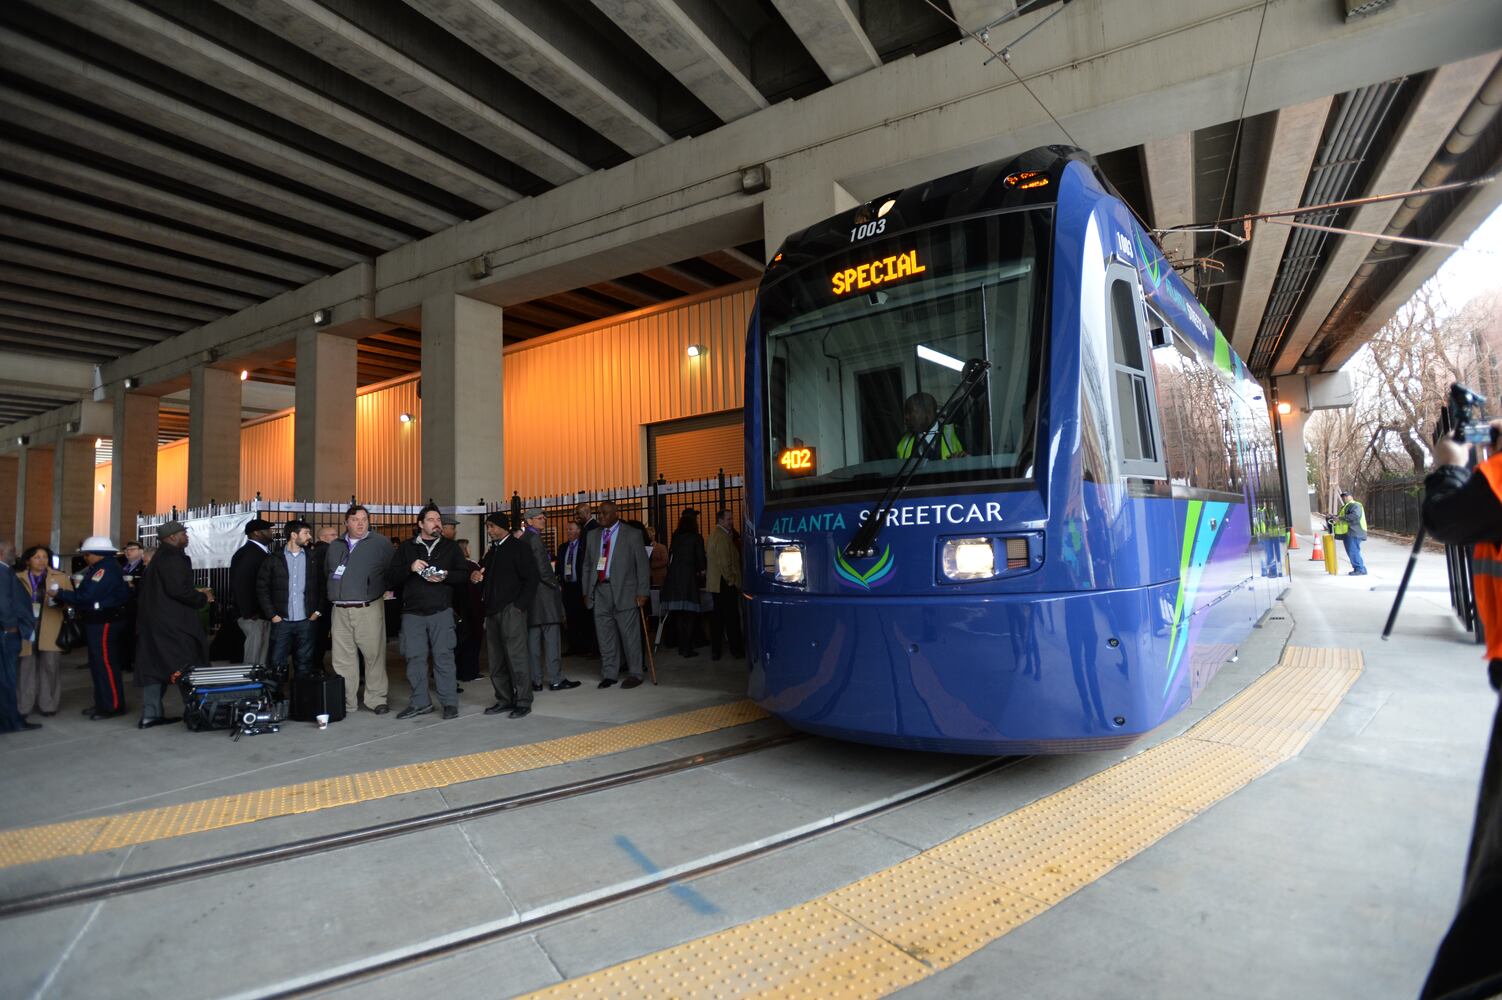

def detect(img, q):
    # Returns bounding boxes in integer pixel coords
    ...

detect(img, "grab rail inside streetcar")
[843,357,991,559]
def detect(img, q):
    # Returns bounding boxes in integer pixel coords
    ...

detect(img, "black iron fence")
[1363,477,1424,536]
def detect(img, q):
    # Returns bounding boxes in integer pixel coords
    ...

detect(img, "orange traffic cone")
[1310,535,1323,561]
[1288,531,1299,550]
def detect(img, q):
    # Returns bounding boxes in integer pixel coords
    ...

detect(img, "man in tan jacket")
[705,509,744,660]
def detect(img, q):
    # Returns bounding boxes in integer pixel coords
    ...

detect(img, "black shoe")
[621,675,644,689]
[548,679,581,691]
[396,704,434,720]
[39,711,56,717]
[372,704,390,715]
[531,682,544,692]
[137,716,180,730]
[484,702,515,715]
[679,649,697,658]
[507,706,531,719]
[598,678,616,688]
[19,719,42,731]
[81,706,97,715]
[456,686,464,694]
[88,708,125,721]
[441,705,458,720]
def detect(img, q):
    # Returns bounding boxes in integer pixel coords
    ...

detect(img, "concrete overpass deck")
[0,532,1490,998]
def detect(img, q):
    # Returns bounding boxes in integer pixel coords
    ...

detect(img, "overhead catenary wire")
[1205,0,1273,271]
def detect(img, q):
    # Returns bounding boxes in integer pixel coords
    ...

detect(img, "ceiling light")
[313,308,332,327]
[686,344,705,358]
[239,370,249,381]
[399,412,413,424]
[1276,401,1293,415]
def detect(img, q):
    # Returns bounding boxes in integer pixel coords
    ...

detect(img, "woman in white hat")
[53,536,130,720]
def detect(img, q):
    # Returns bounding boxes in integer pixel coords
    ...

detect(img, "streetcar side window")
[1105,267,1165,479]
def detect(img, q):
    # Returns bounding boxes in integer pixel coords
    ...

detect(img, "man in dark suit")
[557,521,589,657]
[474,512,538,718]
[581,500,650,689]
[229,518,274,665]
[569,502,598,657]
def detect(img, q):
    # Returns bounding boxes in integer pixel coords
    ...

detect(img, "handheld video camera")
[1440,383,1493,446]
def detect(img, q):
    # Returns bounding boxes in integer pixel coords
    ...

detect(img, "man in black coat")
[135,521,211,728]
[474,512,537,718]
[387,504,468,720]
[557,521,590,656]
[256,519,325,679]
[229,518,274,665]
[568,502,598,657]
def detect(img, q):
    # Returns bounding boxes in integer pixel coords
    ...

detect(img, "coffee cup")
[316,713,329,729]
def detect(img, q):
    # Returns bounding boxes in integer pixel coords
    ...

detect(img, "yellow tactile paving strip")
[523,645,1362,999]
[0,700,769,870]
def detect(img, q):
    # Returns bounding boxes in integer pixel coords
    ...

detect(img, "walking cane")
[639,604,658,685]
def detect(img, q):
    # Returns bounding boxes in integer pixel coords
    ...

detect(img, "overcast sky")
[1433,201,1502,309]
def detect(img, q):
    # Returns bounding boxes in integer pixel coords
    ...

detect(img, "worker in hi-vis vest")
[897,391,966,461]
[1331,489,1369,575]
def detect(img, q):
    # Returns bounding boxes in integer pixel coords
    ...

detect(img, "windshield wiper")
[844,358,991,559]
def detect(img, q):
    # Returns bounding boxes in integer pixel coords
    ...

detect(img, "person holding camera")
[1418,418,1502,1000]
[387,504,467,720]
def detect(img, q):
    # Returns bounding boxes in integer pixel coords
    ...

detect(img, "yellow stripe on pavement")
[0,700,769,870]
[523,646,1362,999]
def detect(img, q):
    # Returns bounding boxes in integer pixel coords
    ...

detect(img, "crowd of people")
[0,498,746,734]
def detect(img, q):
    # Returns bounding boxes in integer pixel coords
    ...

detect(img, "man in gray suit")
[581,500,650,689]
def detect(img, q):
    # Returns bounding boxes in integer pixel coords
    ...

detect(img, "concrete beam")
[0,285,194,334]
[0,263,224,324]
[0,84,412,252]
[0,307,169,345]
[0,141,368,269]
[770,0,881,84]
[591,0,768,122]
[0,184,321,285]
[223,0,587,186]
[0,242,259,312]
[98,264,393,395]
[764,169,859,260]
[367,0,1502,326]
[0,319,156,353]
[1141,133,1196,280]
[1323,164,1502,371]
[948,1,1015,35]
[1224,96,1334,358]
[0,27,460,233]
[0,401,112,455]
[1272,53,1499,374]
[404,0,672,156]
[47,0,516,211]
[0,337,110,364]
[0,355,95,404]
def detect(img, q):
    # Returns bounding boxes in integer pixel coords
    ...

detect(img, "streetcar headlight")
[776,546,804,584]
[942,538,997,581]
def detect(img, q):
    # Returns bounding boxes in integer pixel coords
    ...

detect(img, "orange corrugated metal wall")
[133,285,753,512]
[503,286,752,495]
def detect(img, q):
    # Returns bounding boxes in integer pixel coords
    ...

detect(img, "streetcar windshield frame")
[759,208,1052,504]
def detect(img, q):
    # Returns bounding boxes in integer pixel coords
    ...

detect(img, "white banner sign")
[183,512,255,569]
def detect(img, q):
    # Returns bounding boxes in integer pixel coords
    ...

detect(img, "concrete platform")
[0,533,1491,999]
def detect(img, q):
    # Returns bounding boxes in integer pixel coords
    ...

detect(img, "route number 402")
[850,218,887,242]
[777,446,817,476]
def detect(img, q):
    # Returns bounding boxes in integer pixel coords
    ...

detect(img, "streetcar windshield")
[760,209,1050,500]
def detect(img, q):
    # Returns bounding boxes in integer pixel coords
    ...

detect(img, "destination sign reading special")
[831,249,926,296]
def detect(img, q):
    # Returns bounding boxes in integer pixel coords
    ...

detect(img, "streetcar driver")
[897,391,966,460]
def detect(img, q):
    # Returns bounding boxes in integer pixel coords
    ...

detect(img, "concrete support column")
[111,393,159,545]
[0,455,16,547]
[16,447,54,550]
[51,437,94,556]
[420,294,503,507]
[293,329,358,502]
[762,170,858,262]
[1274,376,1316,538]
[188,366,241,507]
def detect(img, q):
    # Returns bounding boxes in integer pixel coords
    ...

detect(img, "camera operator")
[1419,418,1502,1000]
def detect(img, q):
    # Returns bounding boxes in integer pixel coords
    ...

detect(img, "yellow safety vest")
[897,424,963,460]
[1332,501,1367,537]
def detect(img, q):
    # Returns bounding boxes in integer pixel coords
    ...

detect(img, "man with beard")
[134,521,211,729]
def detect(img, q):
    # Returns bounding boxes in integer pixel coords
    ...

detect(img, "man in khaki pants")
[324,504,396,715]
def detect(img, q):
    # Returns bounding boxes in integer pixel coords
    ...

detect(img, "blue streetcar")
[743,146,1287,754]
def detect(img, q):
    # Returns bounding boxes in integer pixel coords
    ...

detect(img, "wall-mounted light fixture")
[16,435,28,446]
[239,370,249,381]
[94,438,103,448]
[686,344,706,358]
[1276,401,1293,416]
[313,308,332,327]
[123,376,139,389]
[739,164,770,194]
[64,421,78,433]
[98,482,107,492]
[468,255,492,280]
[398,412,413,424]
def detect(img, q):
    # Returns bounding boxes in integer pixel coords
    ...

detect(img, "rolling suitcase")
[290,672,346,722]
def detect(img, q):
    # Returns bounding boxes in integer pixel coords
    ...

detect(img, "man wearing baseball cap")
[230,518,275,664]
[55,536,131,719]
